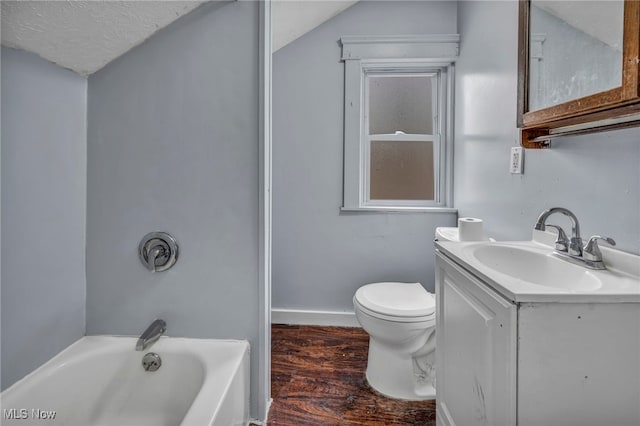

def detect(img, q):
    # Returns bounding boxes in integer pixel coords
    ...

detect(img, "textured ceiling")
[1,1,207,76]
[272,0,358,52]
[1,0,360,76]
[1,0,358,75]
[0,0,624,76]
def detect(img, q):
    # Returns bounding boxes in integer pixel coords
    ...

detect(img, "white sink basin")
[435,232,640,302]
[467,244,602,291]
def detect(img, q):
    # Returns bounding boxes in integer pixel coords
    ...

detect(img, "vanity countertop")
[435,231,640,303]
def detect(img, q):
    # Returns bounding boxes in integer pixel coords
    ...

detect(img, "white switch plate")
[510,146,524,174]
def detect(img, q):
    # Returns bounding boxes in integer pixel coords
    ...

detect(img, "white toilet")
[353,227,461,400]
[353,281,436,400]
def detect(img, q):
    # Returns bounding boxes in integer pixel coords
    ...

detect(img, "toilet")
[353,227,461,400]
[353,281,436,400]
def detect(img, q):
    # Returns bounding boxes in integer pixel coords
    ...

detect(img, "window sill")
[340,206,458,214]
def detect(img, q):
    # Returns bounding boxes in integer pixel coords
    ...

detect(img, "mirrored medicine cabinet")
[518,0,640,148]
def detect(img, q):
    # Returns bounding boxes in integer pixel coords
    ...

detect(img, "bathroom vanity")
[434,234,640,426]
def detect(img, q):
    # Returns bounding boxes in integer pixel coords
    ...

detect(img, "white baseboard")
[271,308,360,327]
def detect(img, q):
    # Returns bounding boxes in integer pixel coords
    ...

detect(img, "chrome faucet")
[543,224,569,252]
[534,207,616,270]
[145,245,164,272]
[136,319,166,351]
[534,207,583,256]
[583,236,616,263]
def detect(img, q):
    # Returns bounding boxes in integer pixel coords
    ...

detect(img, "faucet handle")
[139,232,179,273]
[545,224,569,252]
[145,245,165,272]
[583,235,616,262]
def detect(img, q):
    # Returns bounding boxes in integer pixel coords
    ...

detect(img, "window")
[341,35,459,211]
[366,71,439,206]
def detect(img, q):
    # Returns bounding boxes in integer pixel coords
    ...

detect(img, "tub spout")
[136,319,166,351]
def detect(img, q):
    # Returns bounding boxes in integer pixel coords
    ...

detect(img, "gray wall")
[455,1,640,254]
[1,48,87,389]
[85,1,263,417]
[272,1,458,313]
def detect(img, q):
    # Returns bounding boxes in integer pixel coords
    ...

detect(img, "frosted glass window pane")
[370,140,434,200]
[369,75,433,135]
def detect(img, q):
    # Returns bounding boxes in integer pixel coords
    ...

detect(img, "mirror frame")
[518,0,640,148]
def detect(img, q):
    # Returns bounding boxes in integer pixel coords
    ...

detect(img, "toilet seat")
[354,282,435,322]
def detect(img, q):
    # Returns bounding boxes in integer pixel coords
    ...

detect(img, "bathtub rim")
[1,335,250,426]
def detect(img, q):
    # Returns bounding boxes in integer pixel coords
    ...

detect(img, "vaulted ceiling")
[272,1,357,51]
[1,1,207,75]
[1,0,358,76]
[2,0,620,77]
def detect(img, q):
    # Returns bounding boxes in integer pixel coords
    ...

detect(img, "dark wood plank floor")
[268,325,436,426]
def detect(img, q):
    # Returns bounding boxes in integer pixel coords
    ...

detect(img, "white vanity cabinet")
[435,250,640,426]
[435,251,517,426]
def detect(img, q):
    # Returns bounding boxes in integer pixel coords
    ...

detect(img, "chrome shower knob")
[139,232,178,272]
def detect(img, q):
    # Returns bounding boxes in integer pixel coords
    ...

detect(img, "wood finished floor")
[268,325,436,426]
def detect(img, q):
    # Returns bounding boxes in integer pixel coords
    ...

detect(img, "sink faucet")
[534,207,583,256]
[534,208,616,270]
[136,319,166,351]
[583,236,616,263]
[543,224,568,252]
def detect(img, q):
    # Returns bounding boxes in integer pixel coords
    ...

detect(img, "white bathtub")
[1,336,250,426]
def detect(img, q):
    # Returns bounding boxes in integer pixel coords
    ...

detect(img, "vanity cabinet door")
[435,252,517,426]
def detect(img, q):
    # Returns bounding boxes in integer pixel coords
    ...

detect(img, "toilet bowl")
[353,228,465,400]
[353,282,436,400]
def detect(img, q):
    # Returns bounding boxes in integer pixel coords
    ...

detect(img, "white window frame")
[340,35,459,212]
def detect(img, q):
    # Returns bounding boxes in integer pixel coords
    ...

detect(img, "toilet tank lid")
[355,282,435,318]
